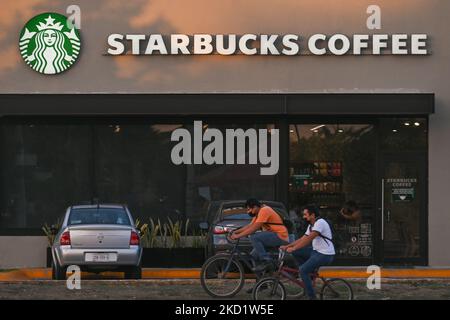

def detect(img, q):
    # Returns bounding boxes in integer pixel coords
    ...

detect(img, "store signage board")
[387,178,417,202]
[392,188,415,202]
[107,33,429,56]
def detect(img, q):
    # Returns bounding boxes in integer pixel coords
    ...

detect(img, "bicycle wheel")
[281,278,305,299]
[320,278,354,300]
[252,277,286,300]
[200,254,245,298]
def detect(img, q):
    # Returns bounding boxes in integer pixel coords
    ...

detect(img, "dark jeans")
[292,246,334,299]
[250,231,288,262]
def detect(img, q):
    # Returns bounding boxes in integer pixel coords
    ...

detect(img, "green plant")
[181,219,190,248]
[135,217,206,249]
[167,217,182,248]
[148,218,160,248]
[159,219,168,248]
[42,218,62,247]
[191,230,207,249]
[134,218,150,247]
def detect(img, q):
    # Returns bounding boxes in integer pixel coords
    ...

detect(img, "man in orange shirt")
[230,198,289,271]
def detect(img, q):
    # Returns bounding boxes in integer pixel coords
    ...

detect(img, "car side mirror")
[199,222,209,231]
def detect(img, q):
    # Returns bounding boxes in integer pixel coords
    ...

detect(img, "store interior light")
[393,129,398,133]
[404,122,411,126]
[338,129,344,133]
[290,129,294,133]
[414,122,420,127]
[310,124,325,131]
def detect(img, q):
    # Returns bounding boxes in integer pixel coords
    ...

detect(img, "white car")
[51,204,142,280]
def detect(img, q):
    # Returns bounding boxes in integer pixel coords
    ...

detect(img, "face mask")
[247,207,256,217]
[304,215,316,225]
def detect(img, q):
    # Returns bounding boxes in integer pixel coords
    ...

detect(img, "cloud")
[0,0,47,28]
[0,45,21,74]
[0,0,49,72]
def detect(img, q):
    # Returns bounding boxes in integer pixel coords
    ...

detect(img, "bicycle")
[252,249,354,300]
[200,231,292,298]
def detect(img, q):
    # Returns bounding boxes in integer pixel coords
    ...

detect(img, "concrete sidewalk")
[2,267,450,280]
[1,279,450,300]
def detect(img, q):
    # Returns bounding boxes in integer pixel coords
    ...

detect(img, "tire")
[51,260,67,280]
[320,278,354,300]
[200,254,245,298]
[281,278,305,299]
[124,266,142,279]
[252,277,286,300]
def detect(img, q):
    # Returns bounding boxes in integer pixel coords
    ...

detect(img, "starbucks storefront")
[2,0,450,269]
[0,94,432,267]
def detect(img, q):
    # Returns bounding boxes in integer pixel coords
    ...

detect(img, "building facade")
[0,0,448,267]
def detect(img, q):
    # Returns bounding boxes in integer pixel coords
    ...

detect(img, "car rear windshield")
[222,206,287,221]
[68,208,131,225]
[222,207,251,220]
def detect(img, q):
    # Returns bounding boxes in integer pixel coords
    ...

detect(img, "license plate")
[85,253,117,262]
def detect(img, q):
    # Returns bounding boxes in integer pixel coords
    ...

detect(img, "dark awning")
[0,93,434,116]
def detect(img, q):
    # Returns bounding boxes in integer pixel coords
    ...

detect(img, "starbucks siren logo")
[19,12,81,74]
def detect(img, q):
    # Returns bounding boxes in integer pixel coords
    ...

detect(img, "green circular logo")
[19,12,81,74]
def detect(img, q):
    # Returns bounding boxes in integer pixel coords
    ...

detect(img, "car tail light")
[213,226,229,235]
[60,231,71,246]
[130,231,140,245]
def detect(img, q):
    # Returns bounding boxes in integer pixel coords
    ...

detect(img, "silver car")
[51,204,142,280]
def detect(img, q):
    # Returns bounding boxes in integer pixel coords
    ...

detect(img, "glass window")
[0,121,276,232]
[68,208,131,225]
[381,118,427,152]
[94,124,186,223]
[289,124,376,260]
[0,124,92,229]
[223,207,251,221]
[183,123,276,222]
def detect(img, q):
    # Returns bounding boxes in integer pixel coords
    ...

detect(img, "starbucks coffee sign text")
[107,33,428,56]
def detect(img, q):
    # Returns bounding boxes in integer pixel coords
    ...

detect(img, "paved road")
[1,279,450,300]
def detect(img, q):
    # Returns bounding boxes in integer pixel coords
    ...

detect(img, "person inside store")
[340,200,362,223]
[230,198,289,272]
[280,205,335,300]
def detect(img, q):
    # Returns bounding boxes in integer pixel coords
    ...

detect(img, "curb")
[0,268,201,281]
[2,268,450,281]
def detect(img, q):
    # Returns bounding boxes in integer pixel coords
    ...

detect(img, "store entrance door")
[380,155,428,265]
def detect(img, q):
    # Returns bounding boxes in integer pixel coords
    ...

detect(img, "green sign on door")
[387,178,417,202]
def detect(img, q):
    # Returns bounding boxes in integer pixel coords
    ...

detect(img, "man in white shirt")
[280,205,335,300]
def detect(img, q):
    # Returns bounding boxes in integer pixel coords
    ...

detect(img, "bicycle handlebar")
[278,248,287,261]
[226,230,241,244]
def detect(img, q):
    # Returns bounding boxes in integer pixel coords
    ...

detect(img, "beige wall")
[0,0,449,266]
[0,237,48,268]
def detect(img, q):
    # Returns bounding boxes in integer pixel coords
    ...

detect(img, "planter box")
[141,248,205,268]
[46,247,52,268]
[46,247,206,268]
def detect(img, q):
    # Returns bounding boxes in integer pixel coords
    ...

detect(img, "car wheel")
[52,260,67,280]
[124,266,142,279]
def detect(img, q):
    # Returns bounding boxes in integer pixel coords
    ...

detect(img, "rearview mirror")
[199,222,209,231]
